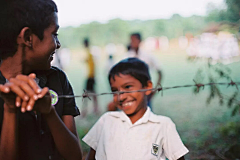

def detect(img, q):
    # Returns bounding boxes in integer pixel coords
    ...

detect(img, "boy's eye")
[53,33,58,37]
[125,85,132,89]
[111,89,118,92]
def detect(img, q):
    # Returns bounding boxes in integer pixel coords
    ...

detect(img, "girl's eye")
[54,33,58,37]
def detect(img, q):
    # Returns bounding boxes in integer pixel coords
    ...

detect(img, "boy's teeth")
[123,102,133,106]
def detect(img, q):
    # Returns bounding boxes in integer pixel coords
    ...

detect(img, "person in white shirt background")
[126,33,162,110]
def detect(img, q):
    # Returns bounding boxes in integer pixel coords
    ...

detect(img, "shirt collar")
[108,111,130,123]
[134,107,161,125]
[109,107,161,125]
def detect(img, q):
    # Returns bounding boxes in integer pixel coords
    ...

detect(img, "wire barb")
[193,79,205,92]
[82,89,91,102]
[156,83,163,96]
[228,80,239,91]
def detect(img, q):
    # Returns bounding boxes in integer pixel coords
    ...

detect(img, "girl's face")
[25,12,61,71]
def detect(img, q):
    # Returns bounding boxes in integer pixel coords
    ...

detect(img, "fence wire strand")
[56,80,240,101]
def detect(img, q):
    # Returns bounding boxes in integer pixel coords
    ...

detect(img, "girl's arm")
[85,148,96,160]
[0,104,18,160]
[11,74,83,160]
[43,109,82,160]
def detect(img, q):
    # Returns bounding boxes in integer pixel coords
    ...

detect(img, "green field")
[62,47,240,159]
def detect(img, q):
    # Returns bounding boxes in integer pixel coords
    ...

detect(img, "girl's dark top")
[0,66,80,160]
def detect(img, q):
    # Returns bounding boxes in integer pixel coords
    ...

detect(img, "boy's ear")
[145,80,153,96]
[17,27,33,48]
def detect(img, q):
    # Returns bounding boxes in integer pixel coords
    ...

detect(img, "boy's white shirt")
[82,107,189,160]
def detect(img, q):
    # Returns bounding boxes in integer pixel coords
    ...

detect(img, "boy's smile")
[120,100,137,111]
[110,74,152,123]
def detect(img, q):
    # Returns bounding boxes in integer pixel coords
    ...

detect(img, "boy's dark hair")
[0,0,58,59]
[83,38,89,47]
[108,58,151,87]
[131,33,141,41]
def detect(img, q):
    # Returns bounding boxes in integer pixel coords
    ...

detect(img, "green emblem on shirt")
[49,89,58,105]
[151,143,159,156]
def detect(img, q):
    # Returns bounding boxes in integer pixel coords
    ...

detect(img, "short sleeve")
[82,113,107,150]
[59,70,80,117]
[163,119,189,160]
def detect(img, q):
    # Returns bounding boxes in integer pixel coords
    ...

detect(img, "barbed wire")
[55,80,240,101]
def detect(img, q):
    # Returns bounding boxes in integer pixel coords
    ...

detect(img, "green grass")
[62,47,240,159]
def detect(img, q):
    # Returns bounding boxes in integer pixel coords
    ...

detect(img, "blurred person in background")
[82,38,99,116]
[105,43,117,74]
[108,33,162,111]
[127,33,162,110]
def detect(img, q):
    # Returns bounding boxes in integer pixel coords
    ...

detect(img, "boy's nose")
[119,92,127,103]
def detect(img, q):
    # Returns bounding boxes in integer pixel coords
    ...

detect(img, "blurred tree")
[58,0,240,49]
[225,0,240,22]
[206,0,240,23]
[205,3,227,22]
[58,16,207,48]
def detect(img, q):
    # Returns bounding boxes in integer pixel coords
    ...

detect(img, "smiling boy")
[83,58,188,160]
[0,0,82,159]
